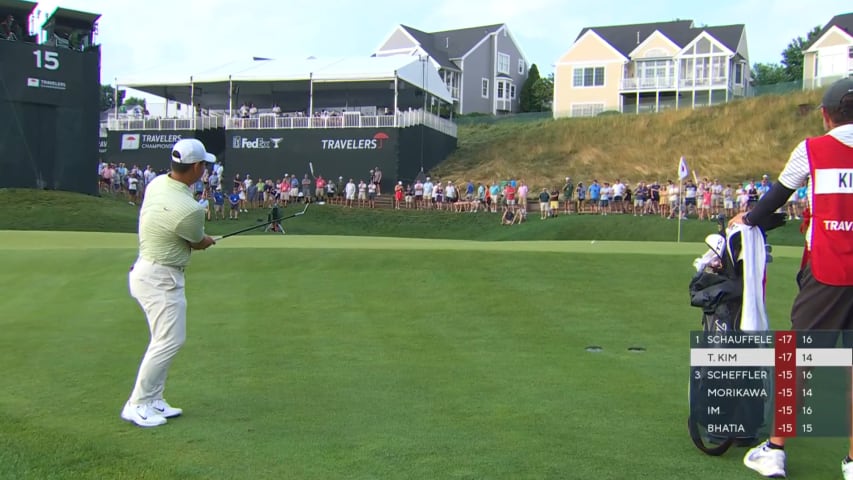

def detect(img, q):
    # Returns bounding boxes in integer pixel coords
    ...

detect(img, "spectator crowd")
[99,160,804,226]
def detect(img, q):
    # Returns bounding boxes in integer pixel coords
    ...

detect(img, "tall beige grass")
[433,90,825,191]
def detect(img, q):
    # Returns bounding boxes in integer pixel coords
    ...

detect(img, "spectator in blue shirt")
[229,188,240,220]
[213,189,225,220]
[588,180,601,214]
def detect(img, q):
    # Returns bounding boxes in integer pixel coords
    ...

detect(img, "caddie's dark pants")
[791,263,853,347]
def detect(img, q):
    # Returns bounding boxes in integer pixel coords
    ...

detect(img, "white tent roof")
[118,54,453,104]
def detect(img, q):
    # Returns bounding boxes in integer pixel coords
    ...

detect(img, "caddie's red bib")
[805,135,853,286]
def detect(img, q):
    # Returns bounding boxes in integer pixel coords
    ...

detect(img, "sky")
[27,0,852,97]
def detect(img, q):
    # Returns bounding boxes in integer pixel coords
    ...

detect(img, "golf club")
[212,203,309,241]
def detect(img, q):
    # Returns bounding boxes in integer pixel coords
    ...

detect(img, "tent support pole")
[393,75,398,127]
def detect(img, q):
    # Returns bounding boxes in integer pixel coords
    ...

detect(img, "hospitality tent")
[115,54,453,117]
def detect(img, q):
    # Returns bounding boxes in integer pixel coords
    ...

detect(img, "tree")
[520,64,541,112]
[520,65,553,112]
[530,74,554,111]
[123,97,146,109]
[100,85,125,111]
[100,85,114,111]
[781,25,822,82]
[751,63,788,86]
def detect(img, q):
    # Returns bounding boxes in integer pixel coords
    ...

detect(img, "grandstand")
[104,56,459,189]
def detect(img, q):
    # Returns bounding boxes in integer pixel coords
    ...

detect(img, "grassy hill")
[433,89,825,191]
[0,189,805,246]
[0,90,823,246]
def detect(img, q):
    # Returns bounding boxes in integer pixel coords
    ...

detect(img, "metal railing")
[226,113,399,130]
[620,76,730,90]
[621,77,676,90]
[677,77,729,88]
[104,110,457,137]
[227,110,458,137]
[396,110,458,137]
[106,115,225,131]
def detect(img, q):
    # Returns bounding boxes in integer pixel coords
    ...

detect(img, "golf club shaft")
[214,205,308,241]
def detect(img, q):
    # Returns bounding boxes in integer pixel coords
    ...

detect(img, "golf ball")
[591,240,596,244]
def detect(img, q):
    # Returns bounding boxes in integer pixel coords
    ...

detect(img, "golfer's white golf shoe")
[121,402,167,427]
[744,442,786,478]
[150,399,183,418]
[843,457,853,480]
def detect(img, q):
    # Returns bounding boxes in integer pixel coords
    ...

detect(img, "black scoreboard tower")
[0,0,100,194]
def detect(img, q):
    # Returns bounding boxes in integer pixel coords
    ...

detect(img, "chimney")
[637,31,640,45]
[446,36,449,48]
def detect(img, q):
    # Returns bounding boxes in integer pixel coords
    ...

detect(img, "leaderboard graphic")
[690,331,852,439]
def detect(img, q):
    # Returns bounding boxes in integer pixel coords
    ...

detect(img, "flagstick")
[677,177,683,243]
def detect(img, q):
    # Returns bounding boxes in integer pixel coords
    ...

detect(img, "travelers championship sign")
[105,130,200,170]
[120,133,183,150]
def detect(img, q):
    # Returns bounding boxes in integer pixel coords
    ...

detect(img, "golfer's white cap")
[171,138,215,164]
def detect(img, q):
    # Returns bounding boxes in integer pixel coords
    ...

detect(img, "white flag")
[678,156,689,180]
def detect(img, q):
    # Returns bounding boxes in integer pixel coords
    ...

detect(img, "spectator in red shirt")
[315,175,326,202]
[505,183,517,207]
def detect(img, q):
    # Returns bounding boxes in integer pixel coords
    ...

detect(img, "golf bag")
[687,214,784,455]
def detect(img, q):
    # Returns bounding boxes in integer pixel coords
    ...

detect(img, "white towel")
[730,224,769,331]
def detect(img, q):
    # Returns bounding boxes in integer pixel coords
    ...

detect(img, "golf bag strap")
[688,415,733,456]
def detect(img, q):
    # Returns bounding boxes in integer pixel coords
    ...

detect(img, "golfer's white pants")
[127,258,187,405]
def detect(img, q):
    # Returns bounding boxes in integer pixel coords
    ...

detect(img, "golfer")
[734,77,853,478]
[122,138,216,427]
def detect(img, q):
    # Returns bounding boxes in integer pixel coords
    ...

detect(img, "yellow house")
[553,20,749,118]
[803,13,853,90]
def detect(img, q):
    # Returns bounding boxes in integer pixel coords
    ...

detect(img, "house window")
[572,66,605,87]
[496,80,514,100]
[497,53,510,75]
[734,63,743,85]
[571,103,605,117]
[518,59,525,74]
[849,46,853,58]
[481,78,489,98]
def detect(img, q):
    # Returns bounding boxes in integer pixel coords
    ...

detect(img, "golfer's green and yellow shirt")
[138,174,205,268]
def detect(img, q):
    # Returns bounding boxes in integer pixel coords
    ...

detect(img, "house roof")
[399,23,504,69]
[805,12,853,50]
[577,20,744,57]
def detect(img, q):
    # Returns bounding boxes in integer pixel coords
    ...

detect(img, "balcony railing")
[106,115,224,131]
[225,110,457,137]
[621,77,676,90]
[678,77,729,88]
[621,76,730,90]
[105,110,457,137]
[226,113,400,130]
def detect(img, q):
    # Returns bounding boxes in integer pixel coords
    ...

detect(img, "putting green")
[0,230,804,257]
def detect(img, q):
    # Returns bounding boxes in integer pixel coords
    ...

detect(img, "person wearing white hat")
[122,138,216,428]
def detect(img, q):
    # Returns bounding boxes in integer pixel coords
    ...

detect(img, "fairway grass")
[0,233,842,480]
